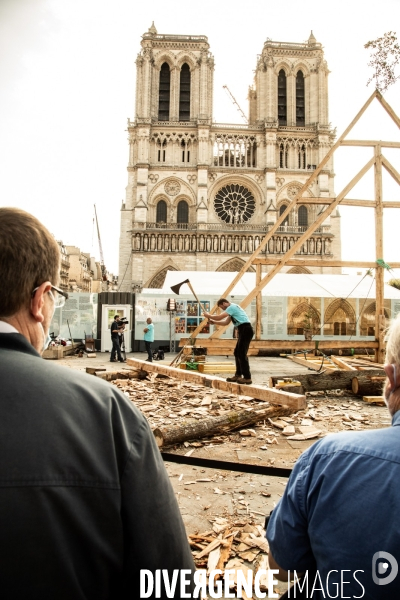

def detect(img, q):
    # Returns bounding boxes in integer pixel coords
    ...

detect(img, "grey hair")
[385,313,400,365]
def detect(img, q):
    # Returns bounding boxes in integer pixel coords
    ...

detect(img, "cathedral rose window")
[214,184,256,224]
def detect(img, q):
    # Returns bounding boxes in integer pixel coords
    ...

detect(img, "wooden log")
[153,404,295,447]
[351,376,386,396]
[127,358,306,410]
[269,369,384,392]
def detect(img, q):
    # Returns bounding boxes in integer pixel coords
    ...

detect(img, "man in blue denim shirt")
[266,314,400,598]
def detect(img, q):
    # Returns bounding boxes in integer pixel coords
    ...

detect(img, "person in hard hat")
[203,298,253,384]
[0,207,195,599]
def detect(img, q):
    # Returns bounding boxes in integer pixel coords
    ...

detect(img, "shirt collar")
[392,411,400,426]
[0,321,20,334]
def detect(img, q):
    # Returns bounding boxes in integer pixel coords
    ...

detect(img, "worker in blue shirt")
[203,298,253,384]
[266,312,400,599]
[143,317,154,362]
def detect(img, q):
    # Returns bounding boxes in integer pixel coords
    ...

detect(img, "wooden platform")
[126,357,306,411]
[179,338,379,356]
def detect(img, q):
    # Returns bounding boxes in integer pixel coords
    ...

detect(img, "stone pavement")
[56,350,311,386]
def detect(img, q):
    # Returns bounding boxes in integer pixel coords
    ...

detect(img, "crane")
[94,204,108,284]
[222,85,248,123]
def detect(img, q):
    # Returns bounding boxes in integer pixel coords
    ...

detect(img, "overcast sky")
[1,0,399,278]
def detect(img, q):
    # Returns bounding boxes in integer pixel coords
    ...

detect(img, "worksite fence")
[49,290,400,349]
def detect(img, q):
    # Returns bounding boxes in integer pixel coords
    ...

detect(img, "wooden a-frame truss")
[188,90,400,363]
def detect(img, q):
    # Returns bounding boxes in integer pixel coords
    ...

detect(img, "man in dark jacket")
[110,313,125,362]
[0,207,195,599]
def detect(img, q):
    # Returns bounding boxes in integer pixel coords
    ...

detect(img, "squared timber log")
[126,358,306,410]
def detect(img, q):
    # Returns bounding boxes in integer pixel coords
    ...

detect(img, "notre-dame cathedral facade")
[118,24,341,291]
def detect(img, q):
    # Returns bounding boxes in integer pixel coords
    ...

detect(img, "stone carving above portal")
[164,179,181,196]
[287,184,302,198]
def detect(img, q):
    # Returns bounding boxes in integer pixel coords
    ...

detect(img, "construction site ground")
[56,350,390,598]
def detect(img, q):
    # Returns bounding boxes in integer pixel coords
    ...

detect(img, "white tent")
[160,271,400,300]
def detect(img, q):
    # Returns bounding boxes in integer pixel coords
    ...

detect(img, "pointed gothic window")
[177,200,189,224]
[298,144,306,169]
[278,70,287,126]
[296,71,305,126]
[279,203,289,225]
[158,63,170,121]
[181,139,190,163]
[279,143,288,168]
[298,205,308,228]
[156,139,166,162]
[156,200,167,223]
[179,63,191,121]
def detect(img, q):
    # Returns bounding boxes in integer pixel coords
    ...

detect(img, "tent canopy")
[156,271,400,300]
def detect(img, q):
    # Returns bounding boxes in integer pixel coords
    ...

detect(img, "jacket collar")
[0,332,41,358]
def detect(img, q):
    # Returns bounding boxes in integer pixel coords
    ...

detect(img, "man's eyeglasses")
[32,285,69,308]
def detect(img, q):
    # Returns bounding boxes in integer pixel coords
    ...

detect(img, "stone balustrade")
[131,228,332,255]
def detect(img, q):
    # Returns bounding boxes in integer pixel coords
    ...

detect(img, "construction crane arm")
[94,204,107,282]
[223,85,248,123]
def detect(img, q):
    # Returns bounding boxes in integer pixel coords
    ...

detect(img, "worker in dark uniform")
[110,314,125,362]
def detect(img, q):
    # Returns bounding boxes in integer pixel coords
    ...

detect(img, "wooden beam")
[252,258,400,268]
[342,199,400,208]
[300,198,400,208]
[287,355,336,370]
[187,91,379,342]
[255,263,262,340]
[297,197,334,204]
[341,140,400,148]
[382,155,400,187]
[210,155,376,339]
[383,202,400,208]
[126,357,306,410]
[374,145,385,364]
[329,355,357,371]
[179,338,379,350]
[376,91,400,129]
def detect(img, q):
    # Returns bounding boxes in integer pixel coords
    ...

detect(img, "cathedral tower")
[118,27,340,291]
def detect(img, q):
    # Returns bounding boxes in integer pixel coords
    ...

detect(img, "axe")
[170,278,207,314]
[169,278,209,367]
